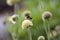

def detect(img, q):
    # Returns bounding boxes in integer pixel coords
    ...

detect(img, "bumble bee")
[25,15,32,20]
[24,12,32,21]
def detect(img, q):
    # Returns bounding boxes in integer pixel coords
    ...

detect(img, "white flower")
[23,10,31,15]
[37,36,45,40]
[42,11,52,21]
[8,14,19,24]
[6,0,20,6]
[22,20,33,30]
[23,10,31,17]
[52,31,57,37]
[23,10,32,21]
[6,0,13,6]
[55,25,60,32]
[50,30,57,38]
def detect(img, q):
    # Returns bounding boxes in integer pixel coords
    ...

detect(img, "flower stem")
[47,21,50,40]
[14,3,19,40]
[44,21,48,40]
[28,28,32,40]
[44,21,50,40]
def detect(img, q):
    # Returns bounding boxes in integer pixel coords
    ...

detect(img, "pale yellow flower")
[23,10,31,17]
[23,10,32,21]
[22,20,33,30]
[52,31,57,37]
[37,36,45,40]
[42,11,52,21]
[50,30,57,38]
[7,14,19,24]
[55,25,60,32]
[6,0,20,6]
[23,10,31,16]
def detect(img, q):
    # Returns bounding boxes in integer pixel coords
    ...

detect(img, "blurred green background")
[2,0,60,40]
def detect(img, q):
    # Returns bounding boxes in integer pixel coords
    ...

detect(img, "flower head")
[22,20,33,30]
[8,14,19,24]
[55,25,60,32]
[23,10,32,20]
[23,10,31,16]
[37,36,45,40]
[6,0,20,6]
[42,11,52,21]
[50,30,57,38]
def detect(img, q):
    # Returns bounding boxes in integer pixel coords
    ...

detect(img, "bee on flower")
[23,10,32,21]
[4,14,19,24]
[6,0,20,6]
[21,19,33,30]
[42,11,52,21]
[37,36,45,40]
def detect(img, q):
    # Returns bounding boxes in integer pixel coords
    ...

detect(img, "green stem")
[44,21,48,40]
[16,25,18,37]
[44,21,50,40]
[14,3,19,39]
[28,28,32,40]
[47,21,50,40]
